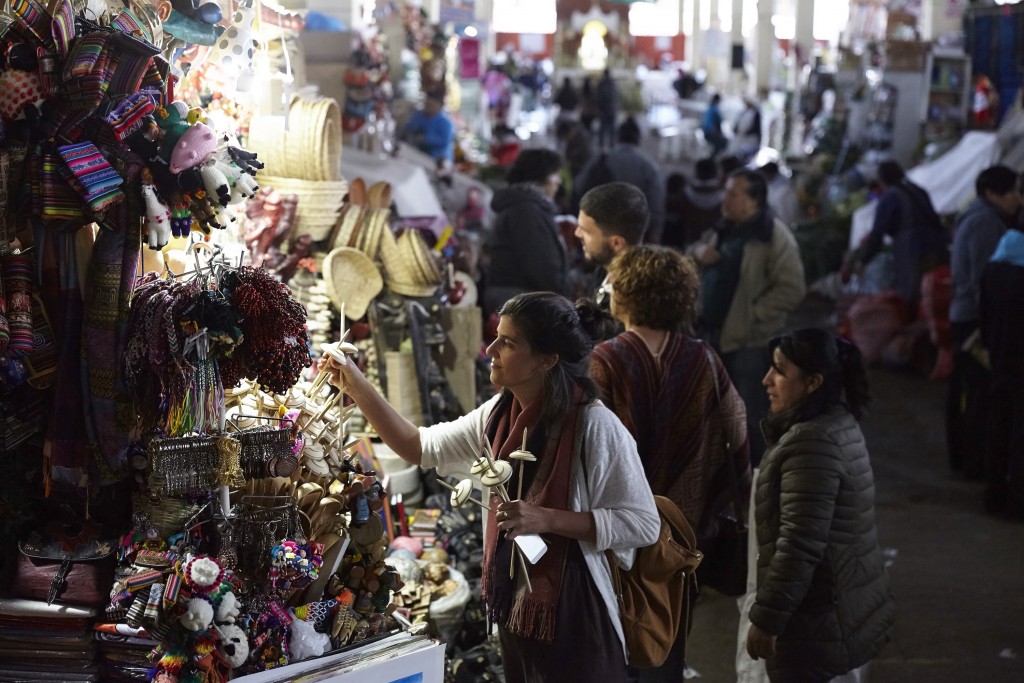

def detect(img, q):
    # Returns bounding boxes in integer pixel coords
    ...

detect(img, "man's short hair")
[729,169,768,212]
[579,182,649,245]
[976,164,1019,198]
[877,160,905,186]
[694,157,717,182]
[618,117,641,145]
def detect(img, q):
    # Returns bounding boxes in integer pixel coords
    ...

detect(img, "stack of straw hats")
[379,227,443,297]
[329,178,392,262]
[248,95,346,241]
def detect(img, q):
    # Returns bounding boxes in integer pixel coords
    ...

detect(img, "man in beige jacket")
[691,169,806,464]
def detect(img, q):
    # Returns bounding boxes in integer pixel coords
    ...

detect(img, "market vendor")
[402,95,455,165]
[326,292,660,683]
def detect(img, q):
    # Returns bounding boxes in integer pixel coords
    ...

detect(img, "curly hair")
[607,245,700,332]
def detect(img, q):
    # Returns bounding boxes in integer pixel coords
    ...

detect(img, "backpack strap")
[704,344,745,533]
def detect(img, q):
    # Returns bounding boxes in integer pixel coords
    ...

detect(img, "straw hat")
[383,229,443,297]
[322,246,383,320]
[355,207,390,261]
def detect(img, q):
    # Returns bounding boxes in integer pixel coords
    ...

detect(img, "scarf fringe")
[506,595,558,642]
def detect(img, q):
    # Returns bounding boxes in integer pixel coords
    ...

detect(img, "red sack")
[841,291,912,365]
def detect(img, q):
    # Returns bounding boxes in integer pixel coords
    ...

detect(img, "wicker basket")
[382,229,443,297]
[133,494,202,539]
[248,95,342,182]
[259,174,348,242]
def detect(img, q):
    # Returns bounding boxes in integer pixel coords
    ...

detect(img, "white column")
[476,0,497,67]
[424,0,441,25]
[688,0,705,71]
[920,0,962,42]
[731,0,744,43]
[794,0,814,67]
[754,0,774,93]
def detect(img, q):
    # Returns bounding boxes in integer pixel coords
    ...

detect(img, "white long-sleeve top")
[419,394,661,657]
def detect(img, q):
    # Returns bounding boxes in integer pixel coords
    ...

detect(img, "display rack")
[921,48,971,143]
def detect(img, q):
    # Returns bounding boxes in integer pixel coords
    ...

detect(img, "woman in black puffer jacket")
[746,328,894,683]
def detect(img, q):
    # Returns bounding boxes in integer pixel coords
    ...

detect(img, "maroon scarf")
[481,386,585,642]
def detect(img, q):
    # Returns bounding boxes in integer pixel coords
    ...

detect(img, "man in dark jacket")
[663,157,722,250]
[483,149,568,314]
[946,165,1021,478]
[573,117,664,242]
[595,68,619,150]
[847,161,948,313]
[980,226,1024,518]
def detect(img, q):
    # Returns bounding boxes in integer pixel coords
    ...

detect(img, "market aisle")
[686,365,1024,682]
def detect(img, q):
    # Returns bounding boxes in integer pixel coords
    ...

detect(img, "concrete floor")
[686,359,1024,682]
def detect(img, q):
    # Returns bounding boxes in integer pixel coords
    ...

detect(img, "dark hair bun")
[575,298,618,344]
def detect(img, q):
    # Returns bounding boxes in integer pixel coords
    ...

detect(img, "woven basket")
[331,204,364,251]
[355,208,388,262]
[259,175,347,242]
[133,494,201,539]
[248,95,342,182]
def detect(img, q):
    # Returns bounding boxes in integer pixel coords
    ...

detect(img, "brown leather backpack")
[607,495,703,668]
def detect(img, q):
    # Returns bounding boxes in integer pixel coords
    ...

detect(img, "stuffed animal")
[141,183,172,250]
[180,596,214,632]
[169,122,218,174]
[214,590,240,624]
[215,622,249,668]
[207,0,259,91]
[288,614,330,661]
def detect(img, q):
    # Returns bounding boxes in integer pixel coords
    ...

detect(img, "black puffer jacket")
[750,407,894,683]
[483,184,568,313]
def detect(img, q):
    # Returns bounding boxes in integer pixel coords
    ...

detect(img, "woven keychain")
[1,253,33,354]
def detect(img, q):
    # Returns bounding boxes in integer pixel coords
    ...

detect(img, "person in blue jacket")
[403,95,455,164]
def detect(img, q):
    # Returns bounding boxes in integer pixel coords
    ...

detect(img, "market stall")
[0,1,486,681]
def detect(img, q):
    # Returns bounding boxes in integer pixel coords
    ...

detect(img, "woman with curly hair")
[590,245,752,682]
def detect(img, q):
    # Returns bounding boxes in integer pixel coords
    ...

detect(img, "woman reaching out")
[327,292,660,683]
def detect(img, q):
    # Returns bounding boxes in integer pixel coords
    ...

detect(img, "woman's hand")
[746,623,777,660]
[495,500,549,539]
[325,355,363,391]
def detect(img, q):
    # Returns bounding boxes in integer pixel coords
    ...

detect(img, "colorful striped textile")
[49,0,76,58]
[10,0,56,50]
[103,92,156,141]
[57,141,125,213]
[0,268,7,353]
[63,33,113,110]
[0,252,33,353]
